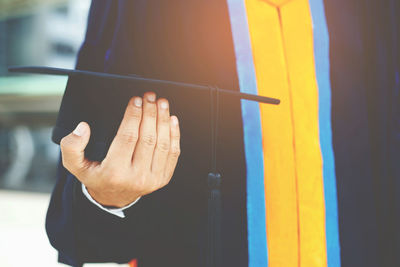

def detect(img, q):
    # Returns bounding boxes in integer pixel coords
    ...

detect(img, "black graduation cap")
[8,66,280,104]
[8,66,280,267]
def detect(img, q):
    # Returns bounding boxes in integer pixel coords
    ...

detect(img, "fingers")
[60,122,93,181]
[106,97,143,163]
[164,116,181,180]
[132,92,158,170]
[151,98,171,177]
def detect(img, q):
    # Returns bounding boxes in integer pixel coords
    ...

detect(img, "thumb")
[60,122,92,179]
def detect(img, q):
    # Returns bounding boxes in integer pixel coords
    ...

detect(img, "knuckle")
[127,111,142,121]
[144,107,157,118]
[60,136,80,154]
[60,137,72,151]
[126,106,142,120]
[170,147,181,158]
[119,132,139,145]
[148,110,158,119]
[172,131,181,139]
[141,134,157,146]
[157,139,170,152]
[159,115,170,124]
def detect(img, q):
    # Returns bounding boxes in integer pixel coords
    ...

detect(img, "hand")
[60,92,181,208]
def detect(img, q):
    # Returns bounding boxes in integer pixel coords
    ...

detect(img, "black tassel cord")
[206,86,222,267]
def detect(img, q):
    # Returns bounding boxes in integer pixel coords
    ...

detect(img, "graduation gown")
[46,1,248,266]
[45,0,400,266]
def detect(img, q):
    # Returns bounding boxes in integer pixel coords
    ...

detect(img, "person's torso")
[73,1,249,266]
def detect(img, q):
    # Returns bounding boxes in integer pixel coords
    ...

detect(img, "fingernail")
[146,93,156,102]
[73,122,86,137]
[171,116,178,126]
[160,101,168,110]
[134,97,142,107]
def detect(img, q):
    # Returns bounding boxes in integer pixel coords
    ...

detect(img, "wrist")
[86,187,141,208]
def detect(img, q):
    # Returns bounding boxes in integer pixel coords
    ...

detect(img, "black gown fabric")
[46,1,248,266]
[325,0,400,266]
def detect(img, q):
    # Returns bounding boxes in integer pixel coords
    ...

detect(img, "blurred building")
[0,1,90,266]
[0,0,90,192]
[0,0,90,74]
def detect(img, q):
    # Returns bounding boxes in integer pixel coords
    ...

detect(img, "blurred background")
[0,0,98,266]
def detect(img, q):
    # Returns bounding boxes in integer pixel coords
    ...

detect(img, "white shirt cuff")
[81,184,141,218]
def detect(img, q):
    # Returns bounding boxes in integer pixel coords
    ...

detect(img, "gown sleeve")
[46,160,145,266]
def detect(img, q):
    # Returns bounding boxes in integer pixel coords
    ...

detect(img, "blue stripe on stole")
[308,1,341,266]
[226,1,268,266]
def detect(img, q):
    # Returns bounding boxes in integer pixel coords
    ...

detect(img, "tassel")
[207,172,222,267]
